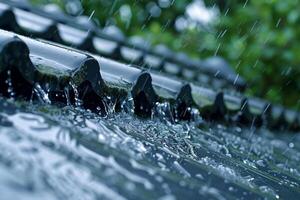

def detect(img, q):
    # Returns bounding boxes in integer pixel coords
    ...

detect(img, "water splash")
[69,81,83,107]
[33,83,51,104]
[121,93,135,114]
[0,98,299,199]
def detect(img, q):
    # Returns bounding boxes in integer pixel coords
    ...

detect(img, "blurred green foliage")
[31,0,300,108]
[206,0,300,109]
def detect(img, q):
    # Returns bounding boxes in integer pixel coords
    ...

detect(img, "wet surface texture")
[0,98,299,200]
[0,0,246,91]
[0,29,298,132]
[0,1,299,200]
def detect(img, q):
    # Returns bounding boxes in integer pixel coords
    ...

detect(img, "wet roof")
[0,0,299,132]
[0,1,300,200]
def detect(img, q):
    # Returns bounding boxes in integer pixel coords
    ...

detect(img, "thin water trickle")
[69,81,83,107]
[64,87,71,106]
[33,83,51,104]
[102,96,117,115]
[5,70,15,99]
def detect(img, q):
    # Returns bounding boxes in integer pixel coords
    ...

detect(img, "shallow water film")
[0,98,299,200]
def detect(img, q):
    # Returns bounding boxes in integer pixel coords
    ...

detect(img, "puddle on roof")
[0,97,299,200]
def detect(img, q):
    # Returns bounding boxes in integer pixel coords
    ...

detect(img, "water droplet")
[33,83,51,104]
[69,81,83,107]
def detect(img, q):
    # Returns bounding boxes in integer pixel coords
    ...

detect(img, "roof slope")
[0,1,298,131]
[0,0,246,91]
